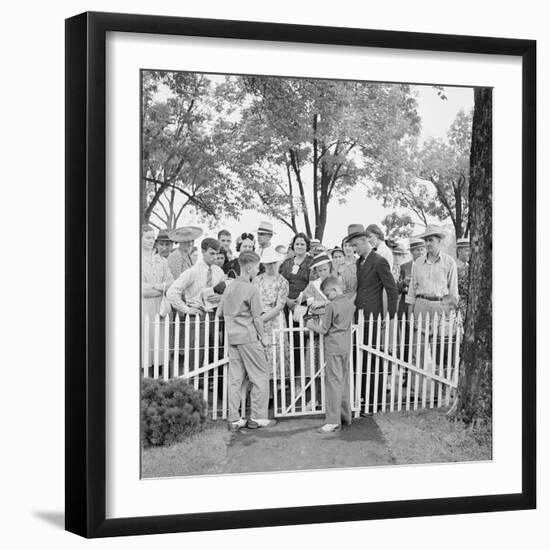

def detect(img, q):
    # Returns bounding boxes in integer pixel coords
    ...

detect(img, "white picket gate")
[142,310,462,420]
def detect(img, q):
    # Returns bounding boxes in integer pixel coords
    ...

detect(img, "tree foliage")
[224,76,420,240]
[141,71,244,228]
[370,107,473,239]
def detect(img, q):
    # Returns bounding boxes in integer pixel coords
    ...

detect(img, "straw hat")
[392,244,408,255]
[456,238,470,248]
[257,221,275,235]
[409,238,426,250]
[168,226,203,242]
[414,225,447,240]
[259,247,284,264]
[309,253,332,270]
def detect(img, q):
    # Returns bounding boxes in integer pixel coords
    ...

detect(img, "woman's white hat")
[309,253,332,270]
[260,247,284,264]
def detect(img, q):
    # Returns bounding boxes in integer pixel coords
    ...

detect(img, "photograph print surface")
[140,69,492,478]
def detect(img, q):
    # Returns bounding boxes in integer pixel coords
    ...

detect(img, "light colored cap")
[456,238,470,248]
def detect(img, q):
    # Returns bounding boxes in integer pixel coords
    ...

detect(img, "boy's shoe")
[228,418,247,432]
[316,423,341,433]
[341,417,352,427]
[247,418,278,429]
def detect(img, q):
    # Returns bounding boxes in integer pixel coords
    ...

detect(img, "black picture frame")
[65,11,536,538]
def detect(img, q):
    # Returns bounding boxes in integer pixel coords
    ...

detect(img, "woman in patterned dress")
[142,225,174,372]
[254,248,289,376]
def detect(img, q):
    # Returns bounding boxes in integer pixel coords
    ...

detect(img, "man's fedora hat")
[155,229,172,243]
[409,238,426,250]
[257,221,275,235]
[168,226,203,243]
[456,237,470,248]
[344,223,368,243]
[414,225,447,240]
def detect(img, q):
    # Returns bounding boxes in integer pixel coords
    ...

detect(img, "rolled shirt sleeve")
[166,270,192,314]
[406,262,418,306]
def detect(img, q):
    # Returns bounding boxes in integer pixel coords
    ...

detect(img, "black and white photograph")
[140,70,492,478]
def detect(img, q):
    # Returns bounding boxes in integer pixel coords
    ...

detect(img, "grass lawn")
[141,421,231,478]
[141,409,492,478]
[375,408,492,465]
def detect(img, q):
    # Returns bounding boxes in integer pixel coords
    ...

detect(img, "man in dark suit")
[344,224,398,414]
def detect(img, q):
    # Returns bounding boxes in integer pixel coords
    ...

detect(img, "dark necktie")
[207,265,213,286]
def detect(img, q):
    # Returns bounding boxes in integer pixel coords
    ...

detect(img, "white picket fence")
[142,310,462,420]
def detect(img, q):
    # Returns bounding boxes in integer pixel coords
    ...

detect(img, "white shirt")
[375,241,394,271]
[167,259,225,314]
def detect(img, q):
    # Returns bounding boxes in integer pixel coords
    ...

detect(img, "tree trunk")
[453,87,492,426]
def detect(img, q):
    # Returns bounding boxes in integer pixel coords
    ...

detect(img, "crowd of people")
[142,219,470,433]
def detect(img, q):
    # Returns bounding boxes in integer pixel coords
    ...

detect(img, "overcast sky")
[153,82,474,249]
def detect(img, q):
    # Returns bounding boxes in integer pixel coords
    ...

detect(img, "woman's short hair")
[365,224,385,241]
[201,237,221,252]
[236,233,255,252]
[290,232,311,252]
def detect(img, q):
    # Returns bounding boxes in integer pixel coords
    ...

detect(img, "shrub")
[141,378,208,448]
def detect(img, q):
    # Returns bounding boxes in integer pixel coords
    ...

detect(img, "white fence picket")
[222,323,228,419]
[364,314,374,415]
[397,314,406,411]
[354,310,364,417]
[163,315,170,381]
[381,313,390,413]
[298,315,307,412]
[278,314,286,415]
[437,313,446,406]
[390,314,398,412]
[406,314,414,411]
[430,313,439,408]
[173,313,180,376]
[143,314,150,377]
[153,313,160,380]
[203,313,210,404]
[422,313,432,409]
[445,315,454,406]
[212,315,220,420]
[373,316,382,413]
[413,313,422,410]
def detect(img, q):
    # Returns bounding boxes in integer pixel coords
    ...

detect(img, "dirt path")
[222,416,395,474]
